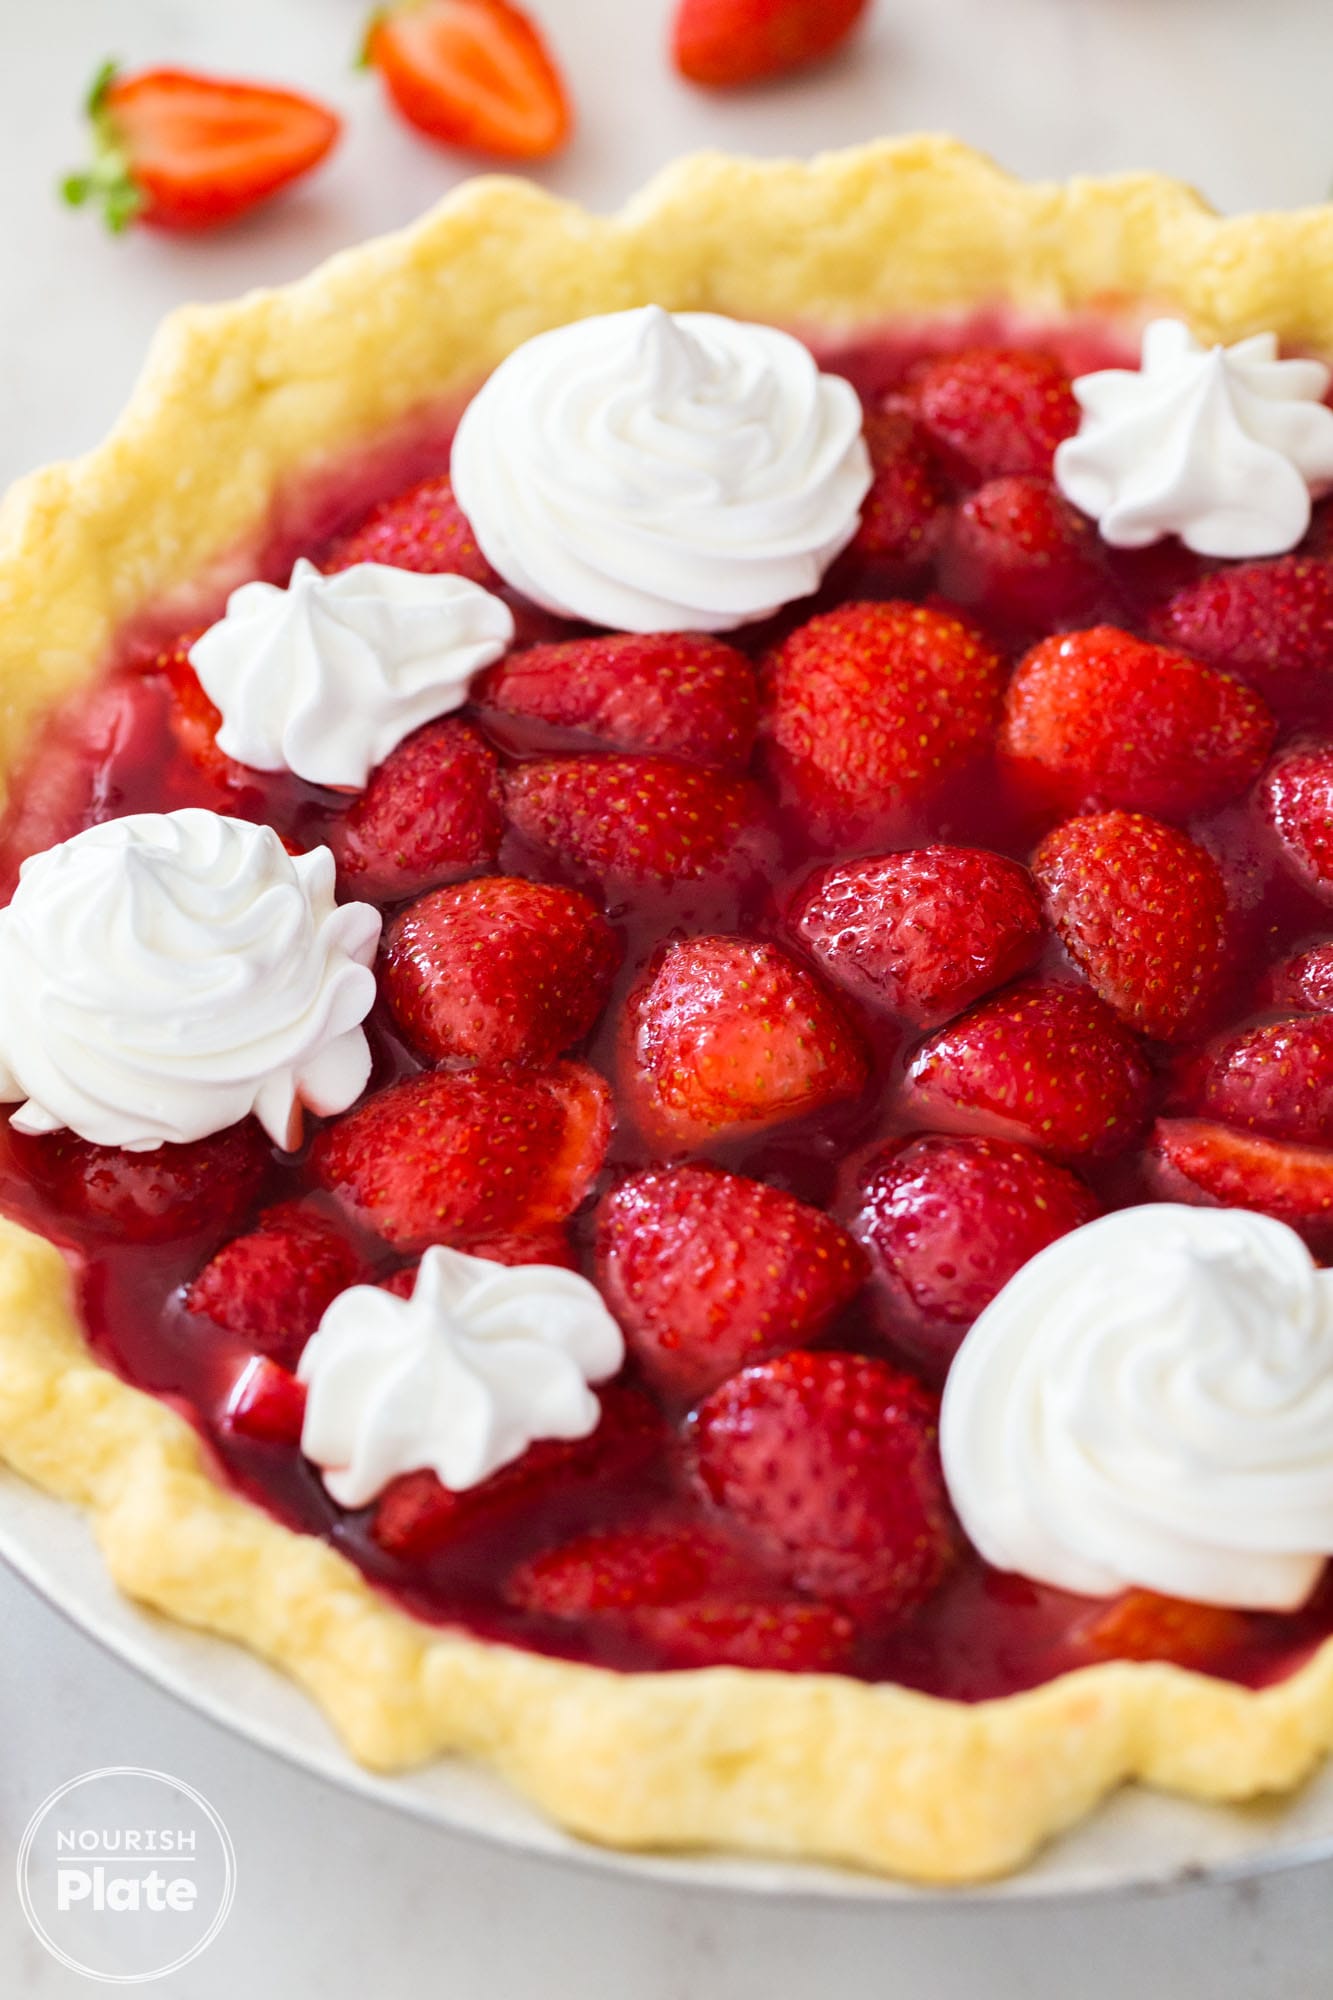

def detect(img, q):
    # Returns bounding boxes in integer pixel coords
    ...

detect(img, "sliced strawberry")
[63,61,340,234]
[363,0,571,159]
[938,475,1106,634]
[1002,626,1275,820]
[787,846,1046,1029]
[369,1382,663,1561]
[475,632,758,771]
[507,1519,758,1616]
[1148,1117,1333,1242]
[850,1135,1099,1365]
[12,1121,270,1244]
[1153,555,1333,724]
[672,0,869,86]
[185,1201,369,1368]
[503,755,772,889]
[594,1164,866,1401]
[905,980,1152,1162]
[321,473,498,587]
[223,1355,307,1446]
[1073,1590,1252,1669]
[908,348,1079,483]
[760,601,1007,842]
[382,876,620,1067]
[619,936,870,1151]
[1259,742,1333,901]
[625,1597,858,1672]
[310,1061,611,1252]
[847,407,946,575]
[688,1351,954,1616]
[1262,941,1333,1012]
[1033,811,1231,1041]
[1193,1015,1333,1145]
[332,717,503,899]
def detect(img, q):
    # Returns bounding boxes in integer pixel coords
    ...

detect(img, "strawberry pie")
[6,139,1333,1885]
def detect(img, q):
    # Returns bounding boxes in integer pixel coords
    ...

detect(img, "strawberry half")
[362,0,572,159]
[63,61,340,234]
[321,473,498,587]
[671,0,870,88]
[1149,1117,1333,1244]
[1073,1591,1252,1669]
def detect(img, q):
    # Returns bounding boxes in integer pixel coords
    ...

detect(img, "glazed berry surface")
[7,316,1333,1698]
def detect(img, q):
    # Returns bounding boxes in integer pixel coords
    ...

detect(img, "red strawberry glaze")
[3,314,1333,1699]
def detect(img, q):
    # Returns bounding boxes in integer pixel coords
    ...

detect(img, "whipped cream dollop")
[0,810,380,1152]
[298,1245,625,1507]
[189,558,514,789]
[940,1205,1333,1611]
[1054,319,1333,558]
[449,305,871,632]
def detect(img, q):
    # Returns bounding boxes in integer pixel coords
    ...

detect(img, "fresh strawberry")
[1148,1117,1333,1242]
[185,1201,369,1368]
[310,1061,611,1251]
[12,1121,270,1244]
[847,408,946,575]
[1033,811,1231,1041]
[62,61,339,233]
[688,1351,954,1616]
[332,717,503,899]
[850,1135,1099,1365]
[362,0,571,159]
[594,1165,866,1400]
[1259,742,1333,901]
[381,1226,577,1293]
[1152,556,1333,724]
[908,348,1079,482]
[938,475,1106,634]
[1001,626,1275,820]
[671,0,869,86]
[370,1383,663,1560]
[503,755,772,889]
[1193,1015,1333,1145]
[144,632,258,793]
[507,1519,758,1615]
[787,846,1045,1028]
[223,1355,307,1446]
[382,876,620,1066]
[1073,1591,1252,1669]
[905,980,1152,1161]
[620,936,869,1150]
[760,601,1007,842]
[321,473,498,587]
[475,632,758,771]
[1262,941,1333,1012]
[624,1597,858,1672]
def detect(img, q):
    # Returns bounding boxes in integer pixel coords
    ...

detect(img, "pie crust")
[4,136,1333,1885]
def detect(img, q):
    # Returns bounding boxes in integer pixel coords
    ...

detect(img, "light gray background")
[3,1,1333,1992]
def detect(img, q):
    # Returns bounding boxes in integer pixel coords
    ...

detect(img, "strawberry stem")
[354,8,390,70]
[59,58,144,234]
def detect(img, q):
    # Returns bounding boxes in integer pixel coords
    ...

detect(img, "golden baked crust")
[4,137,1333,1884]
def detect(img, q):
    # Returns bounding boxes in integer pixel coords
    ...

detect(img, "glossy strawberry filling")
[6,314,1333,1699]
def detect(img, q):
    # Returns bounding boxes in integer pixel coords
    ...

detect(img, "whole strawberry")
[672,0,870,87]
[322,473,498,587]
[1194,1015,1333,1145]
[1260,742,1333,900]
[503,754,772,890]
[332,717,503,899]
[938,475,1107,634]
[1262,942,1333,1012]
[186,1201,369,1368]
[908,348,1079,482]
[14,1121,270,1243]
[847,407,946,577]
[1153,555,1333,724]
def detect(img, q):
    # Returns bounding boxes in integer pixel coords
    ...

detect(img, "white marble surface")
[6,0,1333,1991]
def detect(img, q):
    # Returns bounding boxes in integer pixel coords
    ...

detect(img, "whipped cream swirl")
[0,810,380,1152]
[449,305,871,632]
[298,1245,625,1507]
[189,558,514,788]
[1055,319,1333,558]
[940,1205,1333,1611]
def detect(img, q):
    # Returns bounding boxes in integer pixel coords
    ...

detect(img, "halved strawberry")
[223,1355,307,1446]
[786,846,1046,1028]
[1033,811,1231,1041]
[1153,555,1333,724]
[12,1121,271,1244]
[63,61,340,234]
[1193,1015,1333,1145]
[672,0,870,86]
[332,717,503,899]
[310,1061,611,1251]
[846,407,946,576]
[625,1597,859,1672]
[382,876,620,1067]
[619,936,870,1150]
[1259,742,1333,901]
[362,0,571,159]
[1149,1117,1333,1241]
[1002,626,1275,821]
[503,755,772,890]
[475,632,758,771]
[908,348,1079,483]
[1262,941,1333,1012]
[687,1351,954,1617]
[594,1165,866,1401]
[760,601,1007,843]
[1073,1590,1252,1669]
[507,1519,758,1616]
[185,1202,369,1368]
[905,980,1152,1161]
[938,475,1106,635]
[321,473,498,587]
